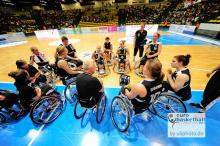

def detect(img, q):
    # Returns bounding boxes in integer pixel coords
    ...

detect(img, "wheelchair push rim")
[96,95,107,124]
[152,93,187,120]
[30,96,63,124]
[64,80,77,104]
[74,100,87,119]
[0,113,6,123]
[110,96,130,132]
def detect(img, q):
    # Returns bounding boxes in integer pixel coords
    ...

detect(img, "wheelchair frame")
[74,93,107,124]
[0,89,64,125]
[110,89,187,132]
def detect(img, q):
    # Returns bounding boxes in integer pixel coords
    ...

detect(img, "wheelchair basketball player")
[103,37,113,65]
[92,45,106,75]
[114,40,131,73]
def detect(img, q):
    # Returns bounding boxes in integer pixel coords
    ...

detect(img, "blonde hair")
[55,45,67,58]
[83,59,95,71]
[30,46,37,52]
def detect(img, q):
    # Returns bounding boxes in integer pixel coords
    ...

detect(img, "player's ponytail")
[154,32,160,38]
[174,54,191,66]
[55,45,66,59]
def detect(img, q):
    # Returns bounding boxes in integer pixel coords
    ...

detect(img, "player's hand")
[206,72,212,77]
[166,69,172,78]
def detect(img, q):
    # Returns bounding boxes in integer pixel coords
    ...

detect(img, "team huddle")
[0,24,219,122]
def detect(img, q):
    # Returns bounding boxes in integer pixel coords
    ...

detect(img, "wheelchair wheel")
[110,96,130,132]
[96,95,106,123]
[30,96,63,124]
[64,80,77,103]
[152,93,187,120]
[0,113,6,123]
[74,101,87,119]
[134,60,144,78]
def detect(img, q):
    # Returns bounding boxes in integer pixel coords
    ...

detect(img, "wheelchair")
[63,77,78,104]
[95,59,110,77]
[74,92,107,124]
[134,51,156,78]
[113,55,131,74]
[104,50,114,66]
[38,64,59,89]
[0,86,64,125]
[110,75,187,132]
[134,59,145,78]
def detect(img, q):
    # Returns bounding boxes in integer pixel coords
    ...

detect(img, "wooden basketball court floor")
[0,31,220,90]
[0,30,220,146]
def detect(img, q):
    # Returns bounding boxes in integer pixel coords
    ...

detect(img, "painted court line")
[27,125,45,146]
[168,31,220,46]
[162,61,211,72]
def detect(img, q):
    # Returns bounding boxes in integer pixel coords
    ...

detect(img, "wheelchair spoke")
[111,97,130,132]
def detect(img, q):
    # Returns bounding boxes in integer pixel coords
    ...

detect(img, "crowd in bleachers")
[163,1,219,25]
[39,9,82,29]
[0,1,219,34]
[81,9,115,23]
[125,4,168,23]
[0,11,37,34]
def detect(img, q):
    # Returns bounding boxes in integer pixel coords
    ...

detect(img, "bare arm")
[30,56,34,65]
[125,83,147,100]
[58,60,78,75]
[126,48,130,57]
[167,73,189,92]
[207,64,220,77]
[34,87,42,100]
[110,44,113,51]
[91,52,96,60]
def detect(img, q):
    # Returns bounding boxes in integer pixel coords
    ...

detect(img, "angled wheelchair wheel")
[0,113,6,124]
[30,96,63,124]
[74,101,87,119]
[152,92,187,120]
[110,96,130,132]
[96,95,107,123]
[134,60,140,69]
[134,60,144,78]
[64,80,77,103]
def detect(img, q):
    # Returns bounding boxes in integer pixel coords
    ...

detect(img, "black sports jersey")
[61,44,76,58]
[135,30,147,45]
[148,40,160,56]
[172,68,191,100]
[118,47,127,60]
[94,51,104,61]
[131,79,163,114]
[104,42,112,50]
[30,53,49,67]
[66,44,76,53]
[55,57,70,78]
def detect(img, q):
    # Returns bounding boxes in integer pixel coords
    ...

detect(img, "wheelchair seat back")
[77,96,101,108]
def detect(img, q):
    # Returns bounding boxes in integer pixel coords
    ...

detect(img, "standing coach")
[133,23,147,62]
